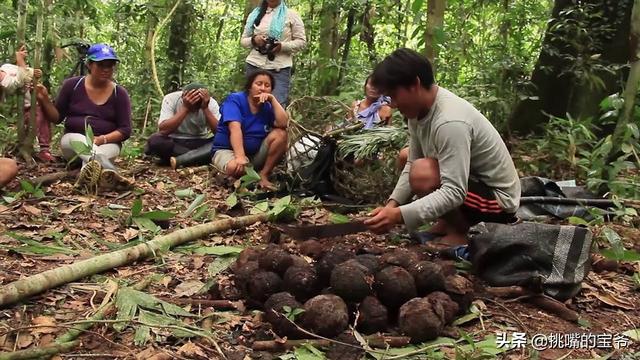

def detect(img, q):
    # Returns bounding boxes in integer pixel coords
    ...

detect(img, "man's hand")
[33,69,42,79]
[35,84,49,102]
[199,89,210,109]
[254,93,273,104]
[364,204,403,234]
[182,90,201,111]
[15,45,27,67]
[272,43,282,54]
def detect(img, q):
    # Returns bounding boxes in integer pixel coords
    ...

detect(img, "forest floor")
[0,157,639,360]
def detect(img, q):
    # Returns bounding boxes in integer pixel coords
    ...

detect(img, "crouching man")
[364,48,520,258]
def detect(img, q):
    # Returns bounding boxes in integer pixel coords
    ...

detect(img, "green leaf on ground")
[329,212,351,224]
[226,193,238,208]
[175,188,196,199]
[183,194,206,217]
[208,256,237,277]
[139,210,175,221]
[193,246,243,256]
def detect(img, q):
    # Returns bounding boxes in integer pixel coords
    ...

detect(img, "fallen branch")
[526,295,580,323]
[29,170,79,187]
[0,213,268,307]
[484,287,579,323]
[177,165,210,176]
[0,279,151,360]
[0,340,79,360]
[156,297,240,310]
[252,335,410,352]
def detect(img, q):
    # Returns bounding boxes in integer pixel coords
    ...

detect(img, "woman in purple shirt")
[37,44,132,188]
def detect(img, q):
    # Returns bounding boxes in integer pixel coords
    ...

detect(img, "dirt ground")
[0,158,639,360]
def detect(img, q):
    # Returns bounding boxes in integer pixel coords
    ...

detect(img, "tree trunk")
[424,0,446,74]
[337,7,357,87]
[20,1,44,166]
[316,2,340,95]
[0,214,268,307]
[15,0,27,154]
[609,0,640,160]
[361,1,377,65]
[151,0,183,97]
[509,0,635,135]
[214,2,230,47]
[41,0,55,90]
[164,0,194,93]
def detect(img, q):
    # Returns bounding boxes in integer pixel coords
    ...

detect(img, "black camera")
[257,36,279,61]
[61,41,90,55]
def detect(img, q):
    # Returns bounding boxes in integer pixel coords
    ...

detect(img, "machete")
[278,221,369,240]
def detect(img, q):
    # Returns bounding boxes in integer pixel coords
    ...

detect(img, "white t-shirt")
[0,64,33,95]
[158,91,221,139]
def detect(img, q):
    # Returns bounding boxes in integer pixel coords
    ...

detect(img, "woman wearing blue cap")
[37,43,133,191]
[241,0,306,107]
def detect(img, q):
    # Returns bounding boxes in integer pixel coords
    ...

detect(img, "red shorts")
[461,179,516,225]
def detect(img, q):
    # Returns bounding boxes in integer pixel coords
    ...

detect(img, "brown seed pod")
[283,265,319,302]
[356,296,388,334]
[258,245,293,275]
[398,297,445,343]
[247,271,282,304]
[444,274,474,313]
[300,294,349,338]
[425,291,459,324]
[408,261,446,295]
[330,261,372,303]
[264,292,304,338]
[374,266,417,309]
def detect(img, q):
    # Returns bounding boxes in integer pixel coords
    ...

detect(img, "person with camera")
[144,82,221,169]
[241,0,306,107]
[36,43,133,191]
[1,45,52,162]
[211,70,288,190]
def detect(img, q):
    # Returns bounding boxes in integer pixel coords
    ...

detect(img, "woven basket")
[282,97,402,204]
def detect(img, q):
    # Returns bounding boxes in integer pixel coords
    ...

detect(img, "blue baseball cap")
[86,43,119,62]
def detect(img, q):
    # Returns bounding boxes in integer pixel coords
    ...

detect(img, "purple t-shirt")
[55,76,132,140]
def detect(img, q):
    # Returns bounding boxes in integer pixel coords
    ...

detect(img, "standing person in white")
[241,0,306,107]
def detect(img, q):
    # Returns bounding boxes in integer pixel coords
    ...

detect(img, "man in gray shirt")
[364,48,520,248]
[145,82,221,168]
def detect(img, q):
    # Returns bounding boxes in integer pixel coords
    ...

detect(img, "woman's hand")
[35,84,49,102]
[230,155,249,177]
[254,93,274,104]
[252,35,267,48]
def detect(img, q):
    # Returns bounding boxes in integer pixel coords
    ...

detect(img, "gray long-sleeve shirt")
[389,87,521,231]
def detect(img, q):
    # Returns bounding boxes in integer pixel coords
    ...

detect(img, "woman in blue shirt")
[212,70,288,189]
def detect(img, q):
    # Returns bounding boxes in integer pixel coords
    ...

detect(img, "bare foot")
[258,176,277,191]
[440,233,468,246]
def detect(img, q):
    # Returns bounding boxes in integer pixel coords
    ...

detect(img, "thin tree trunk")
[424,0,446,73]
[337,7,357,87]
[165,0,194,92]
[317,2,340,95]
[361,1,377,65]
[15,0,27,154]
[151,0,183,97]
[0,214,267,307]
[20,0,44,166]
[214,2,229,47]
[41,0,54,90]
[609,0,640,161]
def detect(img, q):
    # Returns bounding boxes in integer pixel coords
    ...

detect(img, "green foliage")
[114,286,208,346]
[125,197,175,233]
[281,305,305,321]
[599,226,640,262]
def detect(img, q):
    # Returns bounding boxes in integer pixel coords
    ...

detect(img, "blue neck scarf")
[357,96,390,129]
[245,1,288,41]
